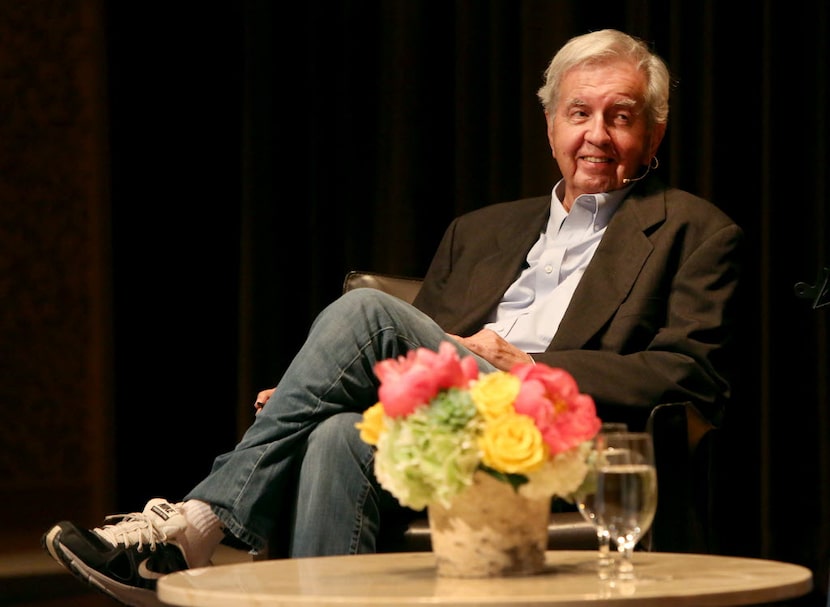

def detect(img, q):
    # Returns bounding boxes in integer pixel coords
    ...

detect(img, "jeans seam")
[351,439,379,554]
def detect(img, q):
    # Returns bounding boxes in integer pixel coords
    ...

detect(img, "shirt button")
[544,265,553,274]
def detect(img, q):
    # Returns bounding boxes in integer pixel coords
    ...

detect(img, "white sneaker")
[42,498,192,607]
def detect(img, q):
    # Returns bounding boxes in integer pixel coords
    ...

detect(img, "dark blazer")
[413,176,743,430]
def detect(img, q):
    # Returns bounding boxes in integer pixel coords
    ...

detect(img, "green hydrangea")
[373,387,482,510]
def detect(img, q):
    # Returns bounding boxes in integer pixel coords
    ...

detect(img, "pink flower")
[511,363,601,454]
[375,342,479,417]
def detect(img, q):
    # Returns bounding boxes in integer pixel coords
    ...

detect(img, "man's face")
[546,59,665,210]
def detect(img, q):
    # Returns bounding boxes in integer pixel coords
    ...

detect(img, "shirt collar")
[549,179,630,232]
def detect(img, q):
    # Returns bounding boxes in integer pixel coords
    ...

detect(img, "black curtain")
[107,1,829,600]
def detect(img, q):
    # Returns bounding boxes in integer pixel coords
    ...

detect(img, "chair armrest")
[648,402,719,553]
[380,511,597,554]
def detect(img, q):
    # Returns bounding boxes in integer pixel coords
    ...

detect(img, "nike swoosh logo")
[137,558,165,580]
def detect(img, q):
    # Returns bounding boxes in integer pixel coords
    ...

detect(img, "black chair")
[343,270,721,554]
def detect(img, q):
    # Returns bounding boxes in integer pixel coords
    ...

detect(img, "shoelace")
[95,512,169,551]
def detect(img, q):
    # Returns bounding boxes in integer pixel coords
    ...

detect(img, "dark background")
[2,1,826,603]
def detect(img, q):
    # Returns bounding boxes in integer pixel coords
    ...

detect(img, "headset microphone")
[622,157,659,184]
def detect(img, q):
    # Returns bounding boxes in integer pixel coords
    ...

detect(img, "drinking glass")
[593,431,658,581]
[574,423,628,579]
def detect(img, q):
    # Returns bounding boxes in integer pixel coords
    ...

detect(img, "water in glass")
[594,432,657,581]
[574,422,628,579]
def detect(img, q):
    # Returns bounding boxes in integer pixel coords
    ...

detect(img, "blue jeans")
[184,289,495,556]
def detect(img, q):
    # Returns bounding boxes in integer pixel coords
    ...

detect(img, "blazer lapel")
[549,187,666,350]
[457,197,551,333]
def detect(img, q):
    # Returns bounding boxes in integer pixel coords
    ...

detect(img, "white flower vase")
[427,470,551,578]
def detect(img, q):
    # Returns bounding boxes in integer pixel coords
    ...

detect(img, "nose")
[585,115,611,146]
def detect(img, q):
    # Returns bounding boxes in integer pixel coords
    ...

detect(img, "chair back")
[343,270,423,304]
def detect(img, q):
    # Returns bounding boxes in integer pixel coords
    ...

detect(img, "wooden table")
[157,550,813,606]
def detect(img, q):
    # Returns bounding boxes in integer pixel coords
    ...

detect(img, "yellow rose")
[470,371,520,420]
[479,412,547,474]
[355,402,386,445]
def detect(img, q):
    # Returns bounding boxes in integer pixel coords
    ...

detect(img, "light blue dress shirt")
[483,180,630,352]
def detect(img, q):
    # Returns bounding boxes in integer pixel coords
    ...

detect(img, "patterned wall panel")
[0,0,112,552]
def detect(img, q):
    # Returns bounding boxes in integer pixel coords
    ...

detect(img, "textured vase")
[427,470,551,578]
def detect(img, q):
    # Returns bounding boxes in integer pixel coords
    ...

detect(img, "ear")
[544,110,556,157]
[647,122,667,160]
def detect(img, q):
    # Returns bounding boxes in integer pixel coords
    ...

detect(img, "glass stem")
[617,542,635,580]
[597,528,613,579]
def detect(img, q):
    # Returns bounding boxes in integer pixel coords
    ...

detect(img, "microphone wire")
[623,156,659,184]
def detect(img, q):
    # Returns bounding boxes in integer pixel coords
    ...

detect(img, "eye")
[567,108,589,122]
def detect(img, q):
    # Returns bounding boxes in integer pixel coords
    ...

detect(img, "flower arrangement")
[356,341,602,510]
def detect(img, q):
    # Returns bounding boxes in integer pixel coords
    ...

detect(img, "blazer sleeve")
[537,218,744,429]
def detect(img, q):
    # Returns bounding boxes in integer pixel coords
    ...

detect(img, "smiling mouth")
[581,156,614,165]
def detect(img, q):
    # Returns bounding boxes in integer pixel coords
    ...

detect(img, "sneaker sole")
[42,525,163,607]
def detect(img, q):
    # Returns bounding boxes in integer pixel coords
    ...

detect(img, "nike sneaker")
[42,498,192,607]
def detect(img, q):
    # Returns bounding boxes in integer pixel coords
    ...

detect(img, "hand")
[447,329,534,371]
[254,388,275,414]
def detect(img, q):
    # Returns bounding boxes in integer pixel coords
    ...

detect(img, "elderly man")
[43,29,741,607]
